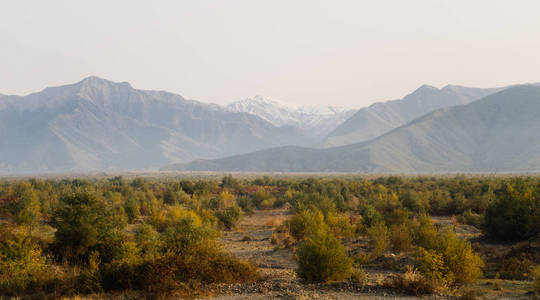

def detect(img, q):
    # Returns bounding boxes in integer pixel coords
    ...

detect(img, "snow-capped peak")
[226,96,357,138]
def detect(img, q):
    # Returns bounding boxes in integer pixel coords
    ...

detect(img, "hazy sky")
[1,0,540,107]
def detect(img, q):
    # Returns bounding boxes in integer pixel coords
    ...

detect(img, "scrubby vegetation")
[533,265,540,293]
[0,177,259,298]
[296,228,353,283]
[0,174,538,298]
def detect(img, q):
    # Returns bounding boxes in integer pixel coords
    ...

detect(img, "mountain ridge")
[0,77,311,172]
[165,85,540,173]
[322,84,507,147]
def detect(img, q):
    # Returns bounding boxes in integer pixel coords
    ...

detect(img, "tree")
[52,190,127,264]
[14,185,41,226]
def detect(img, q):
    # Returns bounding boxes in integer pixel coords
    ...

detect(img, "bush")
[288,209,326,241]
[497,257,533,280]
[13,184,41,226]
[51,190,127,264]
[0,226,47,295]
[216,205,243,230]
[236,196,255,214]
[135,223,161,260]
[350,268,367,286]
[390,223,413,253]
[416,247,447,283]
[296,229,353,283]
[366,223,389,260]
[413,215,438,249]
[99,251,259,293]
[401,190,429,214]
[439,230,484,284]
[124,197,140,223]
[326,212,355,239]
[532,265,540,293]
[484,182,540,241]
[360,204,383,227]
[457,209,483,229]
[386,266,438,296]
[161,210,219,255]
[416,230,484,284]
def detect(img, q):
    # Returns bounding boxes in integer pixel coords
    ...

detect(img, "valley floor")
[205,210,535,300]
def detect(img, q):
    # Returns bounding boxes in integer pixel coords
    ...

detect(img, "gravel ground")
[202,209,448,300]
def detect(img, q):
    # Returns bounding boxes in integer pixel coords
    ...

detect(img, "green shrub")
[401,190,429,214]
[12,182,41,226]
[325,212,355,239]
[288,209,326,241]
[135,223,161,260]
[416,229,484,284]
[158,207,219,258]
[532,265,540,293]
[366,223,389,260]
[360,204,383,227]
[497,257,532,280]
[385,208,410,227]
[390,223,413,253]
[51,190,127,264]
[251,187,275,209]
[216,205,243,230]
[484,182,540,241]
[457,209,483,229]
[124,196,140,223]
[259,198,276,210]
[236,196,255,214]
[0,226,47,295]
[413,215,438,249]
[296,229,353,283]
[416,247,447,283]
[439,230,484,284]
[99,251,259,293]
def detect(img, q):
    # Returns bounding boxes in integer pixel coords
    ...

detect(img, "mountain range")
[322,84,505,147]
[165,85,540,173]
[0,77,312,172]
[3,77,539,173]
[226,96,357,139]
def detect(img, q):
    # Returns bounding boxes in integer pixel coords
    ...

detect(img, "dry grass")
[385,266,439,296]
[264,215,285,228]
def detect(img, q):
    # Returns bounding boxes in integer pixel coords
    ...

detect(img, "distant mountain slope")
[323,84,505,147]
[0,77,310,172]
[227,96,356,139]
[165,85,540,173]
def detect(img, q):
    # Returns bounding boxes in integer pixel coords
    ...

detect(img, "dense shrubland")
[0,177,258,297]
[0,175,539,297]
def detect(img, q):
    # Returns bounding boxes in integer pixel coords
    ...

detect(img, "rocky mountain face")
[322,84,505,147]
[166,85,540,173]
[0,77,310,172]
[226,96,356,139]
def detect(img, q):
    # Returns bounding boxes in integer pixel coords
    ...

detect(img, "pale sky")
[1,0,540,107]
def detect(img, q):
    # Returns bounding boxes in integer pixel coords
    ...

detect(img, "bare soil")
[201,210,537,300]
